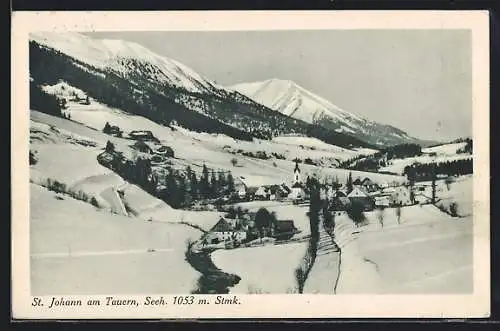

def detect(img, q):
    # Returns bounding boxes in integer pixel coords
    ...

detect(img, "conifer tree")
[218,171,227,194]
[431,164,437,204]
[105,140,115,153]
[103,122,111,134]
[346,172,353,194]
[200,164,210,199]
[227,172,235,193]
[210,171,218,198]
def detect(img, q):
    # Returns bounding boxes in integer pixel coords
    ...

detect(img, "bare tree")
[377,207,385,228]
[395,204,402,225]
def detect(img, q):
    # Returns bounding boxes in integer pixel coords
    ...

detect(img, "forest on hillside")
[29,41,375,149]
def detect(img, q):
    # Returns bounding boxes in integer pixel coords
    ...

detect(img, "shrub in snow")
[377,207,385,228]
[449,202,458,217]
[45,178,67,194]
[294,267,306,293]
[29,150,38,165]
[90,196,99,208]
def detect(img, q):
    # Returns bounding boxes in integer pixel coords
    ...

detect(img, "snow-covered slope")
[422,142,468,156]
[230,79,428,147]
[31,32,222,95]
[232,79,362,125]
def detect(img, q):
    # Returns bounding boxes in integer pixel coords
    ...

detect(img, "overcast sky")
[89,30,471,142]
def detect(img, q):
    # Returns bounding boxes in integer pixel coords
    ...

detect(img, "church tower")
[293,161,301,184]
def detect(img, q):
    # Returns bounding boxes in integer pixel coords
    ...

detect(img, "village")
[194,159,437,251]
[98,122,456,269]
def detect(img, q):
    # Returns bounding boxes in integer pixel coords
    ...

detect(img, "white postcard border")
[11,10,490,319]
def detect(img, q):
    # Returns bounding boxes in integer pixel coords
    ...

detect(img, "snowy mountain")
[230,79,434,147]
[31,32,223,95]
[29,32,375,149]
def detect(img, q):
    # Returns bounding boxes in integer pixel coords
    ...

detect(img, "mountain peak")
[230,78,360,124]
[230,79,421,147]
[30,32,222,94]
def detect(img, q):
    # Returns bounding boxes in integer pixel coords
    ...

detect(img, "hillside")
[230,79,436,147]
[29,32,375,150]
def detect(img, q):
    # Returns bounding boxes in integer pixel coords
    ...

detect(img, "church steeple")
[293,161,301,184]
[294,161,301,174]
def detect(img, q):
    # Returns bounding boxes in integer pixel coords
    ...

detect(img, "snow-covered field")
[379,154,472,175]
[330,207,472,294]
[30,184,202,294]
[422,142,468,156]
[378,141,472,176]
[416,175,473,217]
[211,242,307,293]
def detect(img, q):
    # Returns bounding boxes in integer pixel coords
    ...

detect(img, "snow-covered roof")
[347,186,369,198]
[211,218,233,232]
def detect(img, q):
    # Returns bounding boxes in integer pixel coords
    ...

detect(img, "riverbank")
[185,243,241,294]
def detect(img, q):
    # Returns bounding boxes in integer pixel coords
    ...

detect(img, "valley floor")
[28,109,475,296]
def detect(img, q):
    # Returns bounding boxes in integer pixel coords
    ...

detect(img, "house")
[131,140,153,154]
[391,186,412,206]
[254,186,269,200]
[374,195,391,208]
[279,184,291,199]
[347,186,375,211]
[360,177,380,193]
[129,130,157,141]
[333,190,347,198]
[109,125,122,137]
[380,186,412,206]
[272,220,298,241]
[206,217,247,244]
[265,184,289,201]
[237,185,247,200]
[155,145,174,158]
[246,186,259,200]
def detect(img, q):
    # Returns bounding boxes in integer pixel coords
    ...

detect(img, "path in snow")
[302,226,339,294]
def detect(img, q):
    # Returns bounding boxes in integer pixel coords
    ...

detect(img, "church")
[288,161,306,201]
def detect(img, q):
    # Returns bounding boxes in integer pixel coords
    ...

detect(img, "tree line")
[403,158,473,181]
[99,141,236,209]
[29,81,64,117]
[339,143,423,172]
